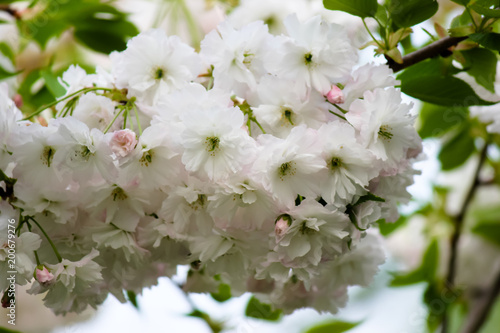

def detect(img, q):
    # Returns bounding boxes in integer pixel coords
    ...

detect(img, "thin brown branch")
[387,36,468,73]
[460,271,500,333]
[441,142,490,333]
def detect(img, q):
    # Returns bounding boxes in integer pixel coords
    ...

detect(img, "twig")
[387,36,468,72]
[460,271,500,333]
[441,142,489,333]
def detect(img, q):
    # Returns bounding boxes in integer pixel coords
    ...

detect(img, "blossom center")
[205,136,220,155]
[154,67,165,80]
[189,194,206,211]
[304,53,313,65]
[243,52,255,68]
[70,146,93,163]
[280,107,295,125]
[299,220,316,235]
[378,125,393,141]
[328,157,343,171]
[41,146,55,167]
[111,187,128,201]
[278,161,296,180]
[139,150,154,166]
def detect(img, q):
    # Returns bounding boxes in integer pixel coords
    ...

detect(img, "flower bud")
[326,85,345,104]
[35,266,55,286]
[110,129,137,157]
[275,216,291,241]
[13,94,23,108]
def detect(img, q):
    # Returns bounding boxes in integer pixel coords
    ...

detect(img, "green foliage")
[126,290,139,309]
[423,282,447,331]
[471,205,500,247]
[322,0,378,18]
[469,33,500,53]
[0,65,20,81]
[210,283,232,302]
[479,298,500,333]
[438,123,476,171]
[418,103,469,139]
[398,58,494,106]
[0,327,23,333]
[245,296,282,321]
[0,42,15,63]
[388,0,439,28]
[353,192,385,206]
[18,0,138,53]
[378,215,408,236]
[188,310,224,333]
[303,320,360,333]
[470,0,500,18]
[461,48,498,92]
[451,0,471,5]
[40,69,66,98]
[390,239,439,286]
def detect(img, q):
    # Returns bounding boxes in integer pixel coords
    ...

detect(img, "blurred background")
[2,0,500,332]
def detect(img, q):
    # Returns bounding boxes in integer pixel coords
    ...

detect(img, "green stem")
[28,217,62,263]
[103,106,125,134]
[177,0,201,48]
[363,18,384,50]
[22,87,113,120]
[251,118,266,134]
[123,107,128,129]
[332,103,348,114]
[27,220,42,265]
[329,110,347,121]
[246,118,252,136]
[133,103,143,136]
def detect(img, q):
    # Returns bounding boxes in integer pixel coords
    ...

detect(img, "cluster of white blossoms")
[0,15,422,315]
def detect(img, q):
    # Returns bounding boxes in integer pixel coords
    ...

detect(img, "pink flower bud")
[13,94,23,108]
[275,217,290,241]
[36,266,55,286]
[326,85,345,104]
[110,129,137,157]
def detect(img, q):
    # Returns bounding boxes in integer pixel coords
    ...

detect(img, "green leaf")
[0,169,16,185]
[354,192,385,206]
[22,20,68,48]
[40,69,66,98]
[418,103,468,139]
[461,48,497,92]
[126,290,139,309]
[388,0,439,27]
[438,123,475,170]
[0,327,23,333]
[451,0,471,4]
[402,75,493,106]
[391,239,439,287]
[378,215,408,236]
[479,297,500,333]
[469,32,500,53]
[304,320,360,333]
[0,65,20,81]
[471,206,500,247]
[210,283,232,303]
[423,283,446,331]
[74,29,127,53]
[323,0,378,18]
[245,296,282,321]
[470,0,500,18]
[398,59,494,106]
[0,42,15,63]
[188,310,224,333]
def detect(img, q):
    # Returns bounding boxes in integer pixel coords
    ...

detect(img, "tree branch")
[387,36,468,72]
[441,142,489,333]
[460,271,500,333]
